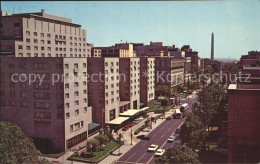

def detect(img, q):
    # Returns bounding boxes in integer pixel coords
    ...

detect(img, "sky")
[1,1,260,59]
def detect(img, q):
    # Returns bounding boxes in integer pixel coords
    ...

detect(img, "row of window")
[66,107,88,119]
[18,53,90,58]
[65,99,87,108]
[70,121,84,132]
[65,90,87,98]
[26,31,51,38]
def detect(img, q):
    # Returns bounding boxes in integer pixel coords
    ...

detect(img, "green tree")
[94,134,109,151]
[180,113,207,150]
[0,121,48,164]
[193,84,226,129]
[155,85,171,97]
[86,139,99,152]
[155,146,199,164]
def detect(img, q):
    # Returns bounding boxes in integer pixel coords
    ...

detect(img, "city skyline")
[2,1,260,59]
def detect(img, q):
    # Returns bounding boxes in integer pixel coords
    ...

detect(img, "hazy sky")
[2,1,260,59]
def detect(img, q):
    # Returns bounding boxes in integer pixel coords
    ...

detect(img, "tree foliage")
[180,113,207,150]
[155,146,199,164]
[0,121,48,164]
[193,84,226,128]
[155,85,171,97]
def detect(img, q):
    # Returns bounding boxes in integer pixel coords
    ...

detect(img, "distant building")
[0,10,91,57]
[181,45,199,67]
[96,43,136,58]
[155,57,184,95]
[135,41,171,57]
[228,51,260,163]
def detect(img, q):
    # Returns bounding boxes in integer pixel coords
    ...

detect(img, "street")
[115,93,197,164]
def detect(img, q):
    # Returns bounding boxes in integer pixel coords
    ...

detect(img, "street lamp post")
[130,128,133,145]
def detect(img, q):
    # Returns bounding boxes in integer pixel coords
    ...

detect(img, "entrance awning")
[88,123,100,131]
[119,109,140,117]
[106,117,130,125]
[140,107,150,112]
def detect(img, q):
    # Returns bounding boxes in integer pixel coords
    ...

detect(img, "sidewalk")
[99,107,179,164]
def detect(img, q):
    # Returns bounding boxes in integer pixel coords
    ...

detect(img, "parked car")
[139,116,144,120]
[133,118,141,124]
[174,140,181,147]
[175,128,181,134]
[167,136,176,142]
[154,149,165,156]
[122,125,129,131]
[166,116,171,120]
[137,135,151,140]
[127,122,135,127]
[148,144,158,152]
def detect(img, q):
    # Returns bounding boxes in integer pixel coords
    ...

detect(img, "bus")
[180,103,189,112]
[173,109,182,119]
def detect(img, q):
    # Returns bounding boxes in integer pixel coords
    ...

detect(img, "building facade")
[0,10,91,57]
[228,51,260,163]
[155,57,184,95]
[140,57,155,106]
[96,43,136,58]
[119,58,140,109]
[87,58,121,126]
[0,57,92,151]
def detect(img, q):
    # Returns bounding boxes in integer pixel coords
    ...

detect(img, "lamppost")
[130,128,133,145]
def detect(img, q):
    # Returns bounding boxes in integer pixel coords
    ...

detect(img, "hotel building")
[119,58,140,109]
[0,57,92,151]
[87,58,121,126]
[0,10,91,57]
[140,57,155,106]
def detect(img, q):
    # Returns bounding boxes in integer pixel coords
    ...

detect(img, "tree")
[0,121,48,164]
[155,146,199,164]
[155,85,171,97]
[86,139,99,152]
[180,113,207,150]
[193,84,226,129]
[94,134,109,151]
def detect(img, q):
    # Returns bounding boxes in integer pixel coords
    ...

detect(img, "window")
[83,63,86,68]
[26,39,30,43]
[41,40,44,44]
[74,91,79,96]
[26,31,30,36]
[84,107,88,112]
[47,34,51,38]
[18,45,23,50]
[40,33,44,37]
[66,112,70,119]
[34,39,38,43]
[65,64,69,69]
[74,82,79,87]
[14,23,20,27]
[74,64,78,69]
[21,101,27,107]
[65,84,69,89]
[75,100,79,106]
[75,109,79,116]
[47,40,51,44]
[34,32,37,36]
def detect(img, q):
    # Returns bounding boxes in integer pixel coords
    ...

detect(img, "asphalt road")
[115,94,197,164]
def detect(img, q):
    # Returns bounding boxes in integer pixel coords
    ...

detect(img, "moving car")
[172,109,182,119]
[174,140,181,147]
[166,116,171,120]
[148,144,158,152]
[137,135,151,140]
[154,149,165,156]
[167,135,176,142]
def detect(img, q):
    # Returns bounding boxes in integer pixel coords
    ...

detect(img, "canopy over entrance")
[106,117,130,125]
[119,109,140,117]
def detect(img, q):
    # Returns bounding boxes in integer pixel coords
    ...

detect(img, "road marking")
[142,142,147,147]
[125,152,136,162]
[136,153,146,163]
[151,133,156,138]
[160,134,165,138]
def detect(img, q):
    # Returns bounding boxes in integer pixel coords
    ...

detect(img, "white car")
[154,149,165,156]
[167,136,176,142]
[148,144,158,152]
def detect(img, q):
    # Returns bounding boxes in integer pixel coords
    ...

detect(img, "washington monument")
[211,32,214,60]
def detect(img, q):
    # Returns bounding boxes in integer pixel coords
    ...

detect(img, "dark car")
[137,135,151,140]
[122,125,129,131]
[166,116,171,120]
